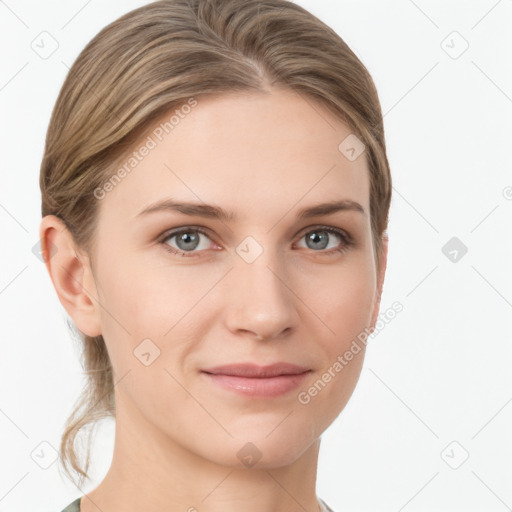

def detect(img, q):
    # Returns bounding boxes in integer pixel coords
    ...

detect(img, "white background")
[1,1,511,511]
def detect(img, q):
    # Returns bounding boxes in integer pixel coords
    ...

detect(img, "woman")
[39,0,391,510]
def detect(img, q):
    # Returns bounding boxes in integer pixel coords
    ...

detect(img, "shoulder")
[60,497,81,512]
[319,497,338,512]
[62,496,334,512]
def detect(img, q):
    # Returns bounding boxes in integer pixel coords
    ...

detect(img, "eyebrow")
[136,198,366,222]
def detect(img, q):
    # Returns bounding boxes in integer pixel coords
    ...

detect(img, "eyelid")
[158,223,354,256]
[157,225,218,253]
[296,224,352,242]
[158,224,352,241]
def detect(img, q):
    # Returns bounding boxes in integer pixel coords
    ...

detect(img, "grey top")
[61,496,336,511]
[60,497,80,512]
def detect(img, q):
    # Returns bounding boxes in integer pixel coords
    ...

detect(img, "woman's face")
[83,88,386,468]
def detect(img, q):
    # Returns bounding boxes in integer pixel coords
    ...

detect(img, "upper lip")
[201,363,311,378]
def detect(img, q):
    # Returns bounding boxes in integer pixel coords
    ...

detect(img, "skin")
[41,87,387,512]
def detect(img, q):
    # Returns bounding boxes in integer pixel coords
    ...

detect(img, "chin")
[194,425,318,470]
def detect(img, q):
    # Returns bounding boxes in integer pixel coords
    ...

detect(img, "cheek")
[306,350,366,438]
[94,260,167,375]
[98,255,185,334]
[310,259,376,345]
[119,258,217,322]
[292,259,375,422]
[95,257,211,385]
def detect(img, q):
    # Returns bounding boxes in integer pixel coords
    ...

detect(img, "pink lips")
[201,363,311,397]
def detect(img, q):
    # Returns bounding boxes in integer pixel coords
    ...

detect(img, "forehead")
[98,88,370,225]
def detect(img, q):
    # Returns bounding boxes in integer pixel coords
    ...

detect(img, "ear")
[369,232,389,331]
[38,215,102,337]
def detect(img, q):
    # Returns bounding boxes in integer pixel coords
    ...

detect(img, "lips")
[200,363,312,398]
[201,362,311,378]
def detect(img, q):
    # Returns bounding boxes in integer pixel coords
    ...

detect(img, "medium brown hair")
[40,0,392,487]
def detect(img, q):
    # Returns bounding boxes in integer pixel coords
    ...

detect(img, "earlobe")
[39,215,102,338]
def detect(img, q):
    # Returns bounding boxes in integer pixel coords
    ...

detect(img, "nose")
[223,250,300,341]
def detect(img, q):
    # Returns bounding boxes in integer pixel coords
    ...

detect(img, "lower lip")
[201,371,311,397]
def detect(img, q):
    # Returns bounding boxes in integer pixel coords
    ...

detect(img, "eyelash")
[158,225,355,258]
